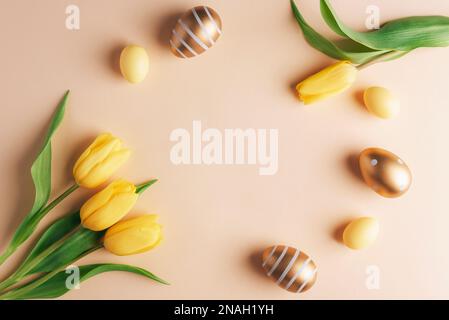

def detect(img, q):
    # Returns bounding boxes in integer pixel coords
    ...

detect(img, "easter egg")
[262,245,317,293]
[363,87,400,119]
[359,147,412,198]
[343,217,379,250]
[119,45,149,83]
[170,6,222,58]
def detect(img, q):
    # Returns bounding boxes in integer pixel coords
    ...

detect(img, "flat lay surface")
[0,0,449,299]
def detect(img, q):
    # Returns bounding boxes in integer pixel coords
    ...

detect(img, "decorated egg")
[359,147,412,198]
[119,45,149,83]
[343,217,379,250]
[170,6,222,58]
[363,87,400,119]
[262,245,317,293]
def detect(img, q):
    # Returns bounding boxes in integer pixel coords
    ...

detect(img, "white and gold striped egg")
[170,6,222,58]
[262,245,317,293]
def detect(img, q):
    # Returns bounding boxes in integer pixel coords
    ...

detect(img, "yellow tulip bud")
[73,133,130,188]
[296,61,358,104]
[104,215,163,256]
[80,180,138,231]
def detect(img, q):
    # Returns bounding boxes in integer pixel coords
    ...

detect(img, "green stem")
[0,224,82,293]
[17,224,82,276]
[0,245,102,300]
[356,50,403,70]
[0,274,20,293]
[37,184,79,219]
[0,248,14,266]
[0,183,79,267]
[0,268,65,300]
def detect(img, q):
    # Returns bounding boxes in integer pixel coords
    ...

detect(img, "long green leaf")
[6,91,70,253]
[319,0,347,38]
[290,0,390,64]
[7,264,168,299]
[320,0,449,51]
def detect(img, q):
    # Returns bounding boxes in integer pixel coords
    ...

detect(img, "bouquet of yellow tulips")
[0,91,167,299]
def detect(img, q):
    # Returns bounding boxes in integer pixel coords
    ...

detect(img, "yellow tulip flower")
[104,215,163,256]
[73,133,130,188]
[80,180,138,231]
[296,61,358,104]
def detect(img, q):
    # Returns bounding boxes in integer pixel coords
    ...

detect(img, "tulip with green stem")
[0,179,161,297]
[0,93,131,266]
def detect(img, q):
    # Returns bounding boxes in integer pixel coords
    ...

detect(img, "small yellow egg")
[343,217,379,250]
[119,45,149,83]
[363,87,400,119]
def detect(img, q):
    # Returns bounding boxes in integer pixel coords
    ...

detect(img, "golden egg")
[359,147,412,198]
[343,217,379,250]
[170,6,222,58]
[262,245,317,293]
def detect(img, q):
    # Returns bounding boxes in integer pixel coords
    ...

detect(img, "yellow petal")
[80,180,137,231]
[296,61,357,104]
[74,139,122,182]
[82,192,138,231]
[131,230,163,255]
[104,215,162,256]
[106,214,159,236]
[73,133,113,174]
[105,224,161,256]
[76,149,131,188]
[80,182,115,221]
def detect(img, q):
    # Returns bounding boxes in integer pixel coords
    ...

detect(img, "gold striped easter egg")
[262,245,317,293]
[170,6,222,58]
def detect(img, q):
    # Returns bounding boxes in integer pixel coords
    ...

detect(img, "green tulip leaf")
[21,212,81,268]
[378,50,410,62]
[136,179,158,194]
[28,226,103,275]
[0,91,70,264]
[5,263,169,300]
[11,211,101,276]
[320,0,449,51]
[290,0,391,64]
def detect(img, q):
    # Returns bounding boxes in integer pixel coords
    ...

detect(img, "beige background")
[0,0,449,299]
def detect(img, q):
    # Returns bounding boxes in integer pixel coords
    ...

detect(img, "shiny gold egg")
[262,245,317,293]
[359,147,412,198]
[170,6,222,58]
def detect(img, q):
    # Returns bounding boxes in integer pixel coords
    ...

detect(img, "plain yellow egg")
[119,45,149,84]
[363,87,400,119]
[343,217,379,250]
